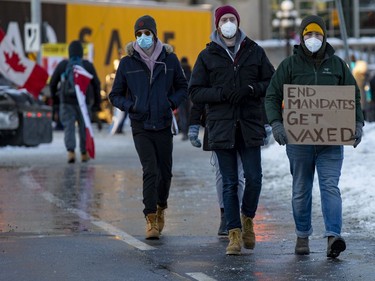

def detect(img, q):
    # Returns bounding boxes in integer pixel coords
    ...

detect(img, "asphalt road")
[0,126,374,281]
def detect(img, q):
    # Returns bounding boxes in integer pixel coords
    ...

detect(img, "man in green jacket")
[265,15,364,259]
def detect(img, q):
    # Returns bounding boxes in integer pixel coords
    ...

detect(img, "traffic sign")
[24,23,40,52]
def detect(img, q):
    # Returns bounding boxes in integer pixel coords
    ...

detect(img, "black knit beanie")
[68,40,83,58]
[134,15,157,38]
[299,15,327,58]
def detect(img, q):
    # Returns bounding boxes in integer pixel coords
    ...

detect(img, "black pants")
[132,125,173,216]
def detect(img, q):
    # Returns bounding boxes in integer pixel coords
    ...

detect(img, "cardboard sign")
[283,84,356,145]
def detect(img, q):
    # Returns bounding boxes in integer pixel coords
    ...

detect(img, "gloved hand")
[264,124,272,145]
[229,86,253,104]
[352,121,363,148]
[188,125,202,148]
[271,121,288,145]
[221,88,232,101]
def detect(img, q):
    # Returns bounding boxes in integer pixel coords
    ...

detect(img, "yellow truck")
[1,0,213,84]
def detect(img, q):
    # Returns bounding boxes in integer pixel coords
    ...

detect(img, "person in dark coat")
[265,15,364,258]
[49,40,101,163]
[189,5,275,255]
[366,72,375,121]
[108,15,187,240]
[178,56,192,140]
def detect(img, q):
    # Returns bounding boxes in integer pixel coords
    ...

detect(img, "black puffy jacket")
[189,37,275,149]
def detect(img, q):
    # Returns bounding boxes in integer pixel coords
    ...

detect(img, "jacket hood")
[299,15,327,58]
[125,42,173,56]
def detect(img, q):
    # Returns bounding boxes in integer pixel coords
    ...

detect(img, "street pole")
[272,0,300,59]
[31,0,41,64]
[335,0,350,63]
[285,27,291,57]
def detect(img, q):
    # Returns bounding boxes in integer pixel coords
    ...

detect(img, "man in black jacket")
[109,15,187,240]
[50,40,101,163]
[189,5,275,255]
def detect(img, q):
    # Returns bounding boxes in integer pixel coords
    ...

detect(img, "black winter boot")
[295,237,310,255]
[218,208,228,236]
[327,236,346,258]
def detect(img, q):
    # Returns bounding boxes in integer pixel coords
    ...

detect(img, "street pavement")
[0,125,374,281]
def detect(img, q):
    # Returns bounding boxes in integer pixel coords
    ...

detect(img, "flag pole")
[31,0,41,64]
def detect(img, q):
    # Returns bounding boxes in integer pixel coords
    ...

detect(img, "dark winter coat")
[49,59,101,110]
[189,37,275,149]
[265,44,364,125]
[109,43,187,131]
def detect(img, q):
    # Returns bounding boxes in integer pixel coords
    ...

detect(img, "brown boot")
[295,237,310,255]
[226,228,242,255]
[67,151,75,164]
[145,213,159,240]
[81,152,90,162]
[156,205,166,234]
[241,214,256,249]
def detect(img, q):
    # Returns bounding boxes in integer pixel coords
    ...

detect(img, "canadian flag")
[0,28,48,99]
[73,64,95,159]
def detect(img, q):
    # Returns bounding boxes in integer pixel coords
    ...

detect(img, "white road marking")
[20,173,155,251]
[186,272,218,281]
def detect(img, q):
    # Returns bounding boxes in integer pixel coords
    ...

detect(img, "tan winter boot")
[156,205,166,234]
[145,213,159,240]
[241,214,256,249]
[81,152,90,162]
[67,151,75,164]
[226,228,242,255]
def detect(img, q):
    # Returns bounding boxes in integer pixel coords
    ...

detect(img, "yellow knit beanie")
[302,23,324,36]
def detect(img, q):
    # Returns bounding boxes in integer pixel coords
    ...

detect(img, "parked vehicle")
[0,86,53,147]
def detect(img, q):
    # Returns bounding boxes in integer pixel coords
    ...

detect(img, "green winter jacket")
[265,43,364,125]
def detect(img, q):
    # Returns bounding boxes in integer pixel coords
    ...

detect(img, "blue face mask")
[136,34,154,49]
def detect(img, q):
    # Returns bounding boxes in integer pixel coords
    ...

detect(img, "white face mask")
[305,37,322,53]
[220,21,237,39]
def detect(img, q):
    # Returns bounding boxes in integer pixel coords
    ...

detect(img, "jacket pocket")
[207,119,235,147]
[206,103,234,120]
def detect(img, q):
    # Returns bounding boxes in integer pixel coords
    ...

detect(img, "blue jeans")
[215,144,262,231]
[286,144,344,238]
[60,103,86,153]
[212,151,244,209]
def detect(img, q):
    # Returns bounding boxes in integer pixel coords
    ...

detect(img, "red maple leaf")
[4,51,26,72]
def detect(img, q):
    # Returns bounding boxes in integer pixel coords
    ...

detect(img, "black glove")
[271,121,288,145]
[221,88,232,101]
[352,121,363,148]
[229,86,253,104]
